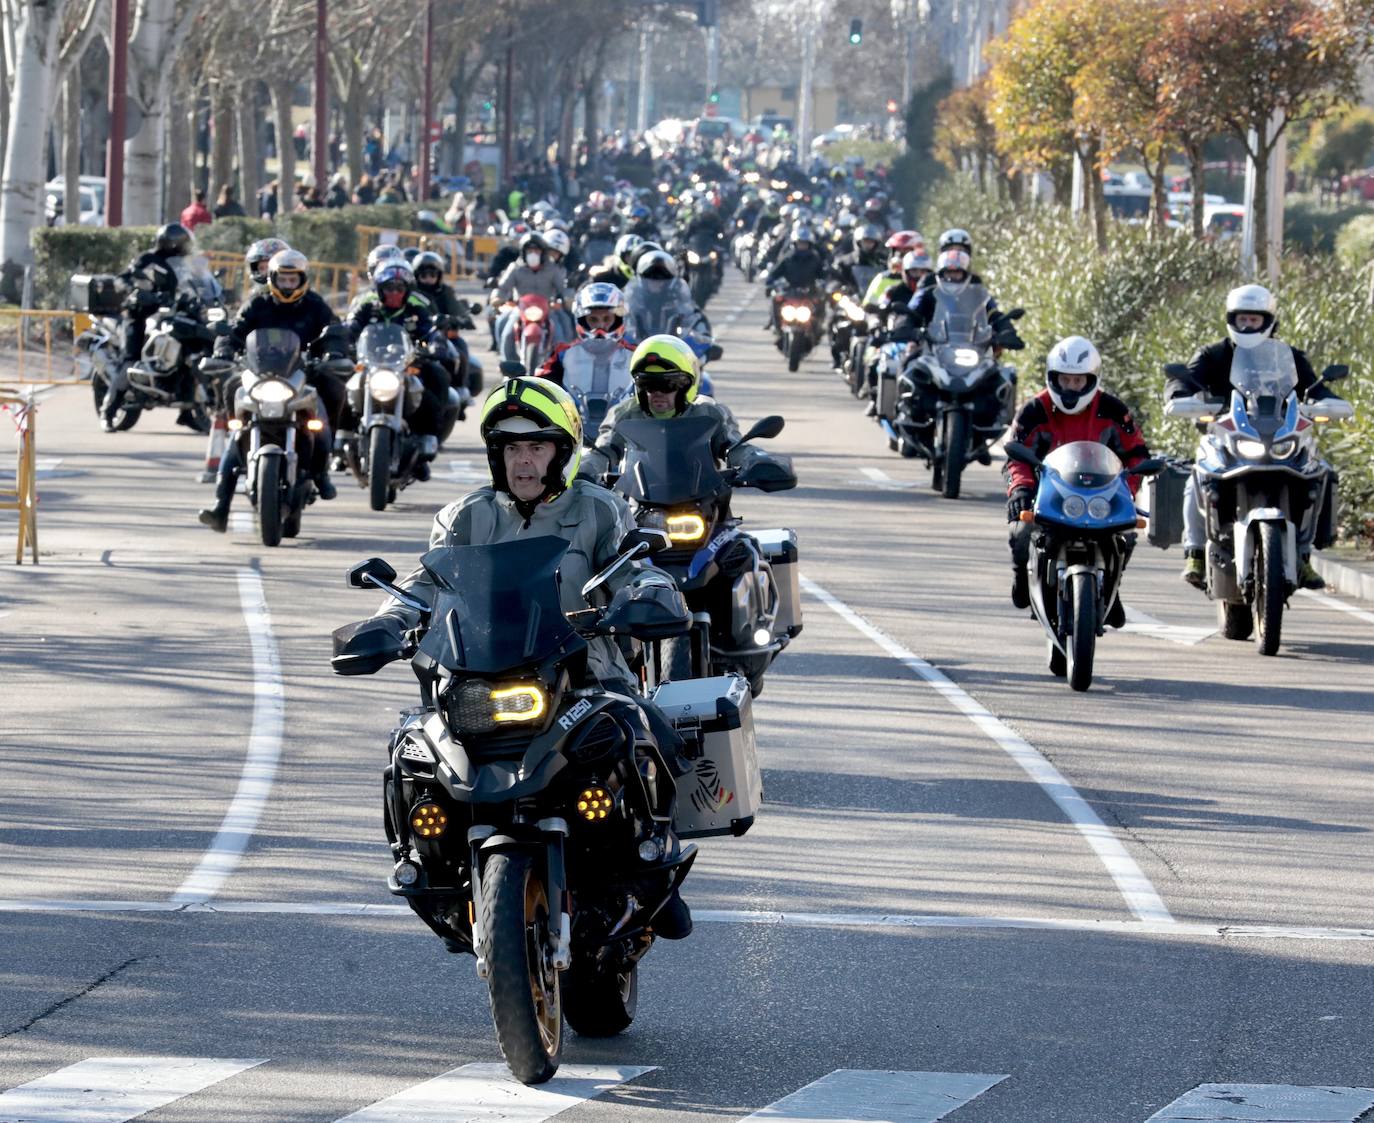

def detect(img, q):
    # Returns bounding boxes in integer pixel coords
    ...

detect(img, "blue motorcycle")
[1006,440,1162,691]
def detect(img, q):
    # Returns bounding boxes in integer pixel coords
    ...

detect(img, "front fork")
[468,823,571,981]
[246,423,297,501]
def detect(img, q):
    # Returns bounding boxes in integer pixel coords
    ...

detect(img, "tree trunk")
[1187,139,1205,240]
[236,79,260,212]
[342,67,364,191]
[1148,153,1168,237]
[1082,139,1108,252]
[1253,141,1270,278]
[271,78,295,214]
[558,86,575,170]
[582,62,600,176]
[210,81,234,203]
[1,4,62,267]
[62,68,80,225]
[166,89,192,221]
[124,0,175,225]
[0,7,10,180]
[447,61,467,178]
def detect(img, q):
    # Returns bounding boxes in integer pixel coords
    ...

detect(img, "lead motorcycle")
[331,532,763,1084]
[1006,440,1161,691]
[610,414,801,695]
[887,284,1021,498]
[1163,341,1351,655]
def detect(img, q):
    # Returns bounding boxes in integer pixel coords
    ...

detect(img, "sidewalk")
[1313,545,1374,604]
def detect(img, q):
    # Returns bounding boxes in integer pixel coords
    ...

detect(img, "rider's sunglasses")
[634,368,692,393]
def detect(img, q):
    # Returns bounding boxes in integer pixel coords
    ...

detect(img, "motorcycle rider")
[537,282,634,417]
[590,233,643,288]
[198,250,345,531]
[107,222,199,431]
[1006,336,1149,625]
[492,231,576,353]
[245,237,291,291]
[831,221,886,293]
[1169,284,1340,591]
[623,250,712,349]
[412,249,475,399]
[763,223,826,332]
[370,376,695,939]
[906,248,1023,348]
[347,261,452,476]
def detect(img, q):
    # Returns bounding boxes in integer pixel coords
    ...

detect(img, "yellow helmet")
[629,334,700,417]
[479,377,583,499]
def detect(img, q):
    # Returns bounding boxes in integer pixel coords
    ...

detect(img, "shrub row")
[918,177,1374,544]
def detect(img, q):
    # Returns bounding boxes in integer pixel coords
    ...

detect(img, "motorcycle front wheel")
[786,330,804,372]
[941,411,968,500]
[481,850,562,1085]
[1067,571,1097,691]
[368,427,393,512]
[257,454,283,548]
[1254,521,1285,656]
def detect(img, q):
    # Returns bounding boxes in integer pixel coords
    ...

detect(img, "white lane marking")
[229,510,251,533]
[1143,1083,1374,1122]
[5,900,1373,940]
[448,459,487,483]
[859,466,914,489]
[169,568,284,904]
[800,574,1175,925]
[1119,606,1216,646]
[1296,588,1374,627]
[0,1056,266,1123]
[743,1069,1007,1122]
[333,1063,654,1122]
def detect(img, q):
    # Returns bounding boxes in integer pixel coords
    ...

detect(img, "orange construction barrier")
[0,385,41,563]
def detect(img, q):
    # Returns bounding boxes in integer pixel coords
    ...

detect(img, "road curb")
[1312,553,1374,604]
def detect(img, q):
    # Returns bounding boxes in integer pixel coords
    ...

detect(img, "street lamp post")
[314,0,328,192]
[420,0,433,201]
[106,0,130,226]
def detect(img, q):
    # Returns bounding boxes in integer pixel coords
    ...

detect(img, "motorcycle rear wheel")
[1217,600,1253,640]
[562,958,638,1038]
[1067,571,1097,691]
[481,850,562,1085]
[368,428,393,512]
[1047,635,1067,677]
[90,373,142,431]
[257,455,283,548]
[1254,521,1285,656]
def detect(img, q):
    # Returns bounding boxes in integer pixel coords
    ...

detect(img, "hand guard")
[1006,487,1035,522]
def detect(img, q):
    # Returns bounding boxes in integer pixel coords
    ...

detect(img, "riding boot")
[198,463,239,532]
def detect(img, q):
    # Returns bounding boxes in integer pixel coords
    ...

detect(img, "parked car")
[44,176,106,226]
[1203,203,1246,242]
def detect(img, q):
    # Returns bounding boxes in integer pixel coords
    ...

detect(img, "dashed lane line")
[1296,587,1374,627]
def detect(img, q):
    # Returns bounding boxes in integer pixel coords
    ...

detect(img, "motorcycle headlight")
[369,369,402,402]
[1087,497,1112,519]
[687,251,702,265]
[249,379,294,404]
[780,305,797,322]
[1062,495,1087,519]
[1234,438,1267,459]
[445,679,548,734]
[523,305,544,322]
[666,512,707,543]
[793,305,812,323]
[1269,438,1296,460]
[952,347,981,367]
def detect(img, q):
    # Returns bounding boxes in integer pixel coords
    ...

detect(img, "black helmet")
[155,223,193,256]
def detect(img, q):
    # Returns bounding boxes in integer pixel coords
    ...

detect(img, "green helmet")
[479,378,583,500]
[629,335,701,418]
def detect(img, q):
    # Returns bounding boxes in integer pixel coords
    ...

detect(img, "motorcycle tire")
[282,504,302,539]
[660,635,697,682]
[521,341,540,379]
[745,259,756,284]
[257,455,284,549]
[562,957,637,1038]
[1067,571,1097,692]
[368,428,393,513]
[1047,635,1067,678]
[941,411,968,500]
[90,373,142,431]
[480,849,562,1085]
[786,331,804,373]
[1254,521,1285,656]
[1217,600,1254,641]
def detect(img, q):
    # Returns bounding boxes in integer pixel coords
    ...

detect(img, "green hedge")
[1334,214,1374,274]
[919,177,1374,544]
[1284,197,1374,255]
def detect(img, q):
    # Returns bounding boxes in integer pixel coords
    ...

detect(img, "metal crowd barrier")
[0,309,85,385]
[0,385,41,562]
[202,251,363,309]
[355,226,499,279]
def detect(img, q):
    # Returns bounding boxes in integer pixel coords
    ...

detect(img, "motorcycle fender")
[1235,510,1293,584]
[521,322,543,343]
[366,414,403,433]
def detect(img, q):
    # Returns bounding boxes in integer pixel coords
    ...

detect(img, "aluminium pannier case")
[750,526,802,638]
[652,674,761,839]
[70,274,122,315]
[1144,462,1190,549]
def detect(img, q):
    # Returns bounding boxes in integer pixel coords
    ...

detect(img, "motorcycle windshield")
[244,328,302,378]
[415,538,575,674]
[171,254,222,304]
[358,322,413,369]
[614,414,724,506]
[1228,339,1299,438]
[1042,440,1124,489]
[627,282,674,337]
[851,265,880,294]
[926,285,992,345]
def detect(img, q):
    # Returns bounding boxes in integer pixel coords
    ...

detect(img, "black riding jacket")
[1168,338,1333,401]
[221,291,338,355]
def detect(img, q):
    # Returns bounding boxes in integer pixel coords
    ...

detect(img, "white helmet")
[1225,284,1277,350]
[1045,335,1102,415]
[901,249,932,277]
[935,248,971,293]
[543,228,571,257]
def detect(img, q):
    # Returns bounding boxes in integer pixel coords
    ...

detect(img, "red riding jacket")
[1006,389,1149,496]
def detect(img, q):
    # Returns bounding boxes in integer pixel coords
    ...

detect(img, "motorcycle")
[773,286,821,373]
[888,285,1020,499]
[75,257,227,432]
[71,273,133,430]
[342,323,437,512]
[1162,342,1351,655]
[1006,440,1162,691]
[228,328,324,547]
[332,533,763,1084]
[829,267,877,375]
[610,414,801,696]
[504,293,555,374]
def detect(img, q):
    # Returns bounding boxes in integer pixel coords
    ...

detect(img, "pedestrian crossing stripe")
[3,1060,1374,1122]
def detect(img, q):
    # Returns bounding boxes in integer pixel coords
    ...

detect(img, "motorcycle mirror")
[469,301,483,315]
[1320,363,1349,383]
[707,344,724,362]
[1127,457,1167,477]
[499,359,526,377]
[581,541,649,601]
[347,557,397,589]
[737,415,785,445]
[619,528,672,555]
[1162,362,1191,381]
[1007,307,1026,321]
[1002,441,1041,468]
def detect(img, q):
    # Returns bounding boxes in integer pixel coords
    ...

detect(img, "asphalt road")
[2,271,1373,1122]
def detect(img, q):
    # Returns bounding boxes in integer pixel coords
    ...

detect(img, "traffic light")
[709,87,721,104]
[849,18,862,44]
